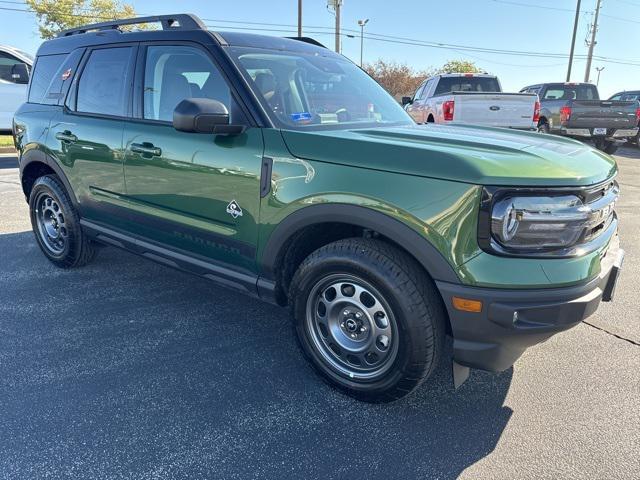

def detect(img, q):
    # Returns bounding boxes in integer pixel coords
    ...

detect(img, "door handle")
[130,142,162,157]
[55,131,77,143]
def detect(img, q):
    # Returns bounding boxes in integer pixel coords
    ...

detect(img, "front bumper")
[436,236,624,372]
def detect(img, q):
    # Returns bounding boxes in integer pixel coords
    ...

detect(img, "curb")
[0,147,16,154]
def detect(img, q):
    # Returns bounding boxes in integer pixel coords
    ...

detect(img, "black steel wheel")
[290,238,446,402]
[29,175,96,268]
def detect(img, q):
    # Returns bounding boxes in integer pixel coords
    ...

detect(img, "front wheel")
[289,238,446,402]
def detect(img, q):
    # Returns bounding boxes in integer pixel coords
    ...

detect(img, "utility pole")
[334,0,342,53]
[596,66,605,86]
[566,0,581,81]
[358,19,369,67]
[297,0,302,37]
[584,0,602,83]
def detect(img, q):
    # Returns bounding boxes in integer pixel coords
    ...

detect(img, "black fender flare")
[19,148,79,208]
[260,203,460,284]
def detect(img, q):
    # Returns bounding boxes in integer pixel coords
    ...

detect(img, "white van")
[0,44,33,133]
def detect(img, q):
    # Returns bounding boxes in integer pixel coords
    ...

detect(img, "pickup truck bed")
[520,83,639,154]
[446,91,538,129]
[405,74,537,130]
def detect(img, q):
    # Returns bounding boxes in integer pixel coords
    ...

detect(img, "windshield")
[434,76,500,95]
[228,46,412,130]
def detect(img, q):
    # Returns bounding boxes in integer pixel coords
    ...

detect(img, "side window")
[76,47,134,117]
[143,45,231,122]
[609,94,622,101]
[422,79,434,98]
[0,51,30,85]
[28,54,65,103]
[413,83,425,101]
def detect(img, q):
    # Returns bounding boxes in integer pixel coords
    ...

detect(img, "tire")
[594,139,618,155]
[537,122,550,134]
[29,174,96,268]
[289,238,446,403]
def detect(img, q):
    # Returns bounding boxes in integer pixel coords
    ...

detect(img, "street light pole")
[358,18,369,67]
[297,0,302,37]
[596,66,605,87]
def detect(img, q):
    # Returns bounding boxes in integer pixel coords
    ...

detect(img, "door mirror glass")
[173,97,244,134]
[401,96,413,106]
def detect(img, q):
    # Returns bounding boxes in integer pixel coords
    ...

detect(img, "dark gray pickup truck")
[520,82,639,154]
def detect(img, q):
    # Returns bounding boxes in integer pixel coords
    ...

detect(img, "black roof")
[36,13,332,58]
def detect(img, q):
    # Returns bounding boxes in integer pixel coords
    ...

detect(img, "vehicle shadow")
[0,231,513,480]
[0,154,18,169]
[615,146,640,160]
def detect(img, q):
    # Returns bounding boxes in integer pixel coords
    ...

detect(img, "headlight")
[491,195,589,248]
[480,181,619,257]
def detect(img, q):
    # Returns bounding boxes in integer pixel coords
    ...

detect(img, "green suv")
[13,14,623,402]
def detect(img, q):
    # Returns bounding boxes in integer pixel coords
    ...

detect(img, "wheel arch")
[20,148,78,207]
[260,204,460,305]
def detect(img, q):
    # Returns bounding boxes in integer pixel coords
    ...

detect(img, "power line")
[489,0,590,14]
[3,3,640,68]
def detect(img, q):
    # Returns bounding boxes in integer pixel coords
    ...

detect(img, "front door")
[122,43,264,272]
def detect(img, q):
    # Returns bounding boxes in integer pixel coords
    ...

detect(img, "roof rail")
[285,37,327,49]
[57,13,206,37]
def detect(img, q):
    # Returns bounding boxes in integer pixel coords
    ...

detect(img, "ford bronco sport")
[13,14,623,402]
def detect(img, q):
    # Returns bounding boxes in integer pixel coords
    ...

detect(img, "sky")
[1,0,639,97]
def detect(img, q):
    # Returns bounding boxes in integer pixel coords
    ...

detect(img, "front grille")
[580,180,618,244]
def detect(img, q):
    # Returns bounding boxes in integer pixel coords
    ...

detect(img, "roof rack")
[57,13,206,37]
[286,37,327,49]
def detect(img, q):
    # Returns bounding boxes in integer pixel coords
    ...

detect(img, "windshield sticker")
[291,112,313,123]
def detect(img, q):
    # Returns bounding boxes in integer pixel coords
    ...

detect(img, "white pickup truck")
[403,73,539,130]
[0,44,33,134]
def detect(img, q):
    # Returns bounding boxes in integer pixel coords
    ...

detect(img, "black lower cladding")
[80,219,278,304]
[437,237,623,372]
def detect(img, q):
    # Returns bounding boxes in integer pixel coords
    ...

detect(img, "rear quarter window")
[28,54,66,104]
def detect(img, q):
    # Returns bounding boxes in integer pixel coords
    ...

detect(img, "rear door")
[121,42,264,272]
[49,45,136,228]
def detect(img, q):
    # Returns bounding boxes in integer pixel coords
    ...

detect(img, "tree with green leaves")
[25,0,139,39]
[436,60,484,75]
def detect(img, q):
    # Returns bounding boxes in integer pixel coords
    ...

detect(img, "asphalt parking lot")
[0,148,639,480]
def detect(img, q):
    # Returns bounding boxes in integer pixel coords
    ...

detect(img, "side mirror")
[401,96,413,106]
[173,98,245,135]
[11,63,29,84]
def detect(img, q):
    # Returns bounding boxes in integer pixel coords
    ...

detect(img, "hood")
[280,123,617,186]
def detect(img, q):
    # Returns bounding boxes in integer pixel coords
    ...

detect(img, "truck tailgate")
[567,100,638,129]
[453,93,536,129]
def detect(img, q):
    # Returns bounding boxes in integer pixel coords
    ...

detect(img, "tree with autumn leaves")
[365,59,484,100]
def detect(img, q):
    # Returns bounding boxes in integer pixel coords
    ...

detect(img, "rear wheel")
[289,238,446,402]
[29,175,96,268]
[537,121,550,134]
[594,139,619,155]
